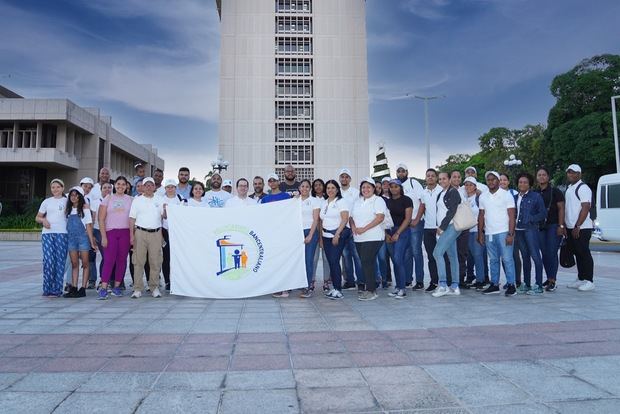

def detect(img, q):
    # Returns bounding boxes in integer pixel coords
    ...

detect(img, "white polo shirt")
[129,194,163,229]
[225,196,258,208]
[565,180,593,229]
[402,178,425,219]
[478,188,515,235]
[422,185,442,229]
[350,195,387,242]
[320,198,349,238]
[38,196,68,234]
[300,196,321,230]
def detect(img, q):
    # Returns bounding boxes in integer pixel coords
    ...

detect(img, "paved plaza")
[0,241,619,413]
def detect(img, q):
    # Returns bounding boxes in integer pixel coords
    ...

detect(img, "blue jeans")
[323,227,352,291]
[516,228,543,287]
[375,242,388,284]
[303,229,319,288]
[405,220,425,284]
[433,224,461,287]
[343,232,363,284]
[486,232,516,286]
[468,232,485,283]
[538,224,562,281]
[386,228,411,290]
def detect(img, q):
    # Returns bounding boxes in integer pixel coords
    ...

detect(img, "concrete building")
[216,0,369,182]
[0,86,164,211]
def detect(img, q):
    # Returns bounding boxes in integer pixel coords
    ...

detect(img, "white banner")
[166,198,307,298]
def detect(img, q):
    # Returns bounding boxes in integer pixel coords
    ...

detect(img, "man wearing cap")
[339,168,363,290]
[564,164,595,291]
[204,173,232,208]
[396,164,426,288]
[478,171,518,296]
[131,163,146,196]
[128,177,164,298]
[465,166,488,193]
[260,173,291,204]
[176,167,191,201]
[161,178,183,291]
[279,164,301,197]
[222,179,233,194]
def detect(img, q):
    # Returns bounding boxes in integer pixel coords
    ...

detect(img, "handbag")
[453,202,477,231]
[559,237,576,268]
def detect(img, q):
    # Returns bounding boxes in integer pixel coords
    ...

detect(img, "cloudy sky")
[1,0,619,179]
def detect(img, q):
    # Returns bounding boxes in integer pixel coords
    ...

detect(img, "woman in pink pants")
[97,176,133,300]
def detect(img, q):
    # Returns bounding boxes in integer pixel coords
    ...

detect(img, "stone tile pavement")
[0,241,619,413]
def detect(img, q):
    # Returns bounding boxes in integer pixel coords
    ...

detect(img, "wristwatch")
[559,225,565,229]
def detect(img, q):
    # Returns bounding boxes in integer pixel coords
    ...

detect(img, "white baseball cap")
[465,166,477,174]
[566,164,582,173]
[134,162,143,169]
[396,163,408,171]
[223,179,233,187]
[464,176,478,186]
[267,173,279,181]
[338,168,352,178]
[80,177,94,186]
[143,177,155,185]
[164,178,177,187]
[381,177,391,183]
[70,186,85,196]
[485,171,500,180]
[360,177,376,187]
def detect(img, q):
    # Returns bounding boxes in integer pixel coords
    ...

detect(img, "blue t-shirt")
[260,192,291,204]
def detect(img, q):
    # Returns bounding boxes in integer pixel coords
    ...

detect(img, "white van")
[594,173,620,241]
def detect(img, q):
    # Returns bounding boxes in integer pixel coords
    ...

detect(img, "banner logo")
[214,225,264,280]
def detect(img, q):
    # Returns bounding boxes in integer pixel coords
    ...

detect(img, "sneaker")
[146,286,151,292]
[272,291,289,298]
[567,279,586,289]
[432,286,450,297]
[131,290,142,299]
[425,283,438,293]
[542,280,549,287]
[357,290,365,298]
[394,289,406,299]
[87,280,96,289]
[447,287,461,296]
[152,288,162,298]
[577,281,595,291]
[324,288,335,297]
[527,285,544,295]
[465,277,476,284]
[482,284,500,295]
[97,289,109,300]
[111,287,123,297]
[64,283,72,293]
[505,284,517,297]
[359,291,378,301]
[545,281,556,292]
[405,281,412,288]
[76,287,86,298]
[412,282,425,291]
[474,282,486,291]
[342,282,357,290]
[458,283,470,290]
[327,290,343,300]
[63,287,77,298]
[387,289,400,297]
[299,288,314,298]
[517,284,531,294]
[502,284,508,290]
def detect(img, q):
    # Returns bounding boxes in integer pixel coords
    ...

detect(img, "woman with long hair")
[385,178,413,299]
[312,178,331,292]
[298,179,321,298]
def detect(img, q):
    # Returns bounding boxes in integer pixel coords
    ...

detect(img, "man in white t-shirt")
[421,168,443,292]
[339,168,362,289]
[90,167,112,201]
[225,178,258,207]
[204,173,232,208]
[396,163,426,288]
[563,164,595,291]
[477,171,517,296]
[129,177,164,298]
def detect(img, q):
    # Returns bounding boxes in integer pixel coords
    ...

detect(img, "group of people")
[36,161,595,301]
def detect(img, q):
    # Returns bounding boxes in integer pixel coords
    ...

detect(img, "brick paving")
[1,241,619,413]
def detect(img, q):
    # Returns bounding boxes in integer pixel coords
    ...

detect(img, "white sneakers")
[152,288,162,298]
[325,289,343,300]
[432,286,460,298]
[567,279,595,291]
[130,290,142,299]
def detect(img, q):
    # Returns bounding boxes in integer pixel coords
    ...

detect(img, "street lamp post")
[612,95,620,173]
[503,154,523,188]
[412,95,446,170]
[211,154,229,174]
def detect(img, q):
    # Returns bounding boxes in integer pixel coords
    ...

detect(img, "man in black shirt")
[279,164,301,197]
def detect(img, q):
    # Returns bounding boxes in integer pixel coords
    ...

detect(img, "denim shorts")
[68,232,90,252]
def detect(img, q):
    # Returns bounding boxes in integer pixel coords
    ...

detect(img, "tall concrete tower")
[216,0,369,182]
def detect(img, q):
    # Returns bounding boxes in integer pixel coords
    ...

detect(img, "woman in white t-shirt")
[463,177,485,290]
[320,180,351,299]
[36,179,69,297]
[298,179,321,298]
[350,177,387,301]
[311,179,330,292]
[188,182,208,207]
[64,186,97,298]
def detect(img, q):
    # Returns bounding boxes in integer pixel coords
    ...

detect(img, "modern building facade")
[0,86,164,212]
[216,0,369,182]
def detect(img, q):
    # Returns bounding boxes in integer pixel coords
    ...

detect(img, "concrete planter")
[0,231,41,241]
